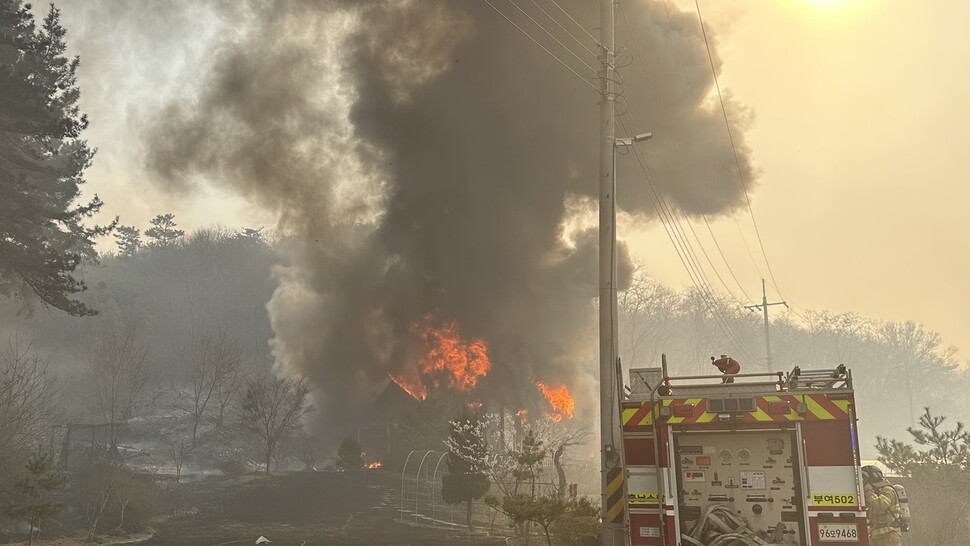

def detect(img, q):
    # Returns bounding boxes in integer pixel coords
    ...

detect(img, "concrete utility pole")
[598,0,626,544]
[744,279,786,371]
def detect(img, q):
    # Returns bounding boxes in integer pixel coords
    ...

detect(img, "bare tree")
[168,430,190,483]
[549,427,592,499]
[520,417,593,499]
[83,464,117,537]
[0,338,61,469]
[272,434,296,472]
[239,374,313,473]
[618,267,679,368]
[113,469,138,531]
[213,354,248,428]
[87,325,153,445]
[296,432,321,471]
[185,335,241,444]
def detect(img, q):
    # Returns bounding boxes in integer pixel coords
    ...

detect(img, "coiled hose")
[680,504,785,546]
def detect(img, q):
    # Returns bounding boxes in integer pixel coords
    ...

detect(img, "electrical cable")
[549,0,602,46]
[482,0,600,93]
[506,0,599,73]
[693,0,784,300]
[618,113,756,362]
[702,214,755,304]
[681,211,748,308]
[528,0,599,59]
[619,111,753,355]
[734,216,765,279]
[621,0,813,321]
[617,0,753,310]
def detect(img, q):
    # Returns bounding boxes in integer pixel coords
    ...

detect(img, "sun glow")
[802,0,854,8]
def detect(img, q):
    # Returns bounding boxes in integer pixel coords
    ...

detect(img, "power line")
[482,0,600,93]
[702,214,755,304]
[734,216,765,279]
[617,0,754,310]
[618,0,804,354]
[505,0,599,73]
[528,0,599,59]
[680,211,748,307]
[618,113,756,362]
[549,0,601,45]
[692,0,784,297]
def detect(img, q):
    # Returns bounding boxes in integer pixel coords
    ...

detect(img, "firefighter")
[862,465,903,546]
[711,355,740,383]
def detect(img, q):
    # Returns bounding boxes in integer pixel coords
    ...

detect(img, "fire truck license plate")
[817,523,858,542]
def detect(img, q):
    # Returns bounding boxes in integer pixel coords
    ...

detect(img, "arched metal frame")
[431,452,448,526]
[400,449,463,528]
[414,450,440,524]
[400,450,420,522]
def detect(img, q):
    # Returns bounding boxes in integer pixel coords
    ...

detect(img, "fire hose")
[680,504,785,546]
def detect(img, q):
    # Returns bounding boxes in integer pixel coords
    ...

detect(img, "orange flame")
[536,381,575,422]
[389,374,427,400]
[367,461,382,469]
[516,409,528,424]
[467,401,483,411]
[410,316,490,393]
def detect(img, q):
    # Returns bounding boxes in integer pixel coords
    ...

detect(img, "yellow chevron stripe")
[622,407,639,426]
[640,400,671,426]
[833,399,850,415]
[805,395,835,420]
[607,499,625,522]
[750,406,773,422]
[607,472,624,495]
[696,411,717,424]
[639,406,656,426]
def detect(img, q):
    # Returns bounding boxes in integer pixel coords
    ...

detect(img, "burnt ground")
[143,470,506,546]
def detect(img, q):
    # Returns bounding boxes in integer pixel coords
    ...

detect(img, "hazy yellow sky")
[629,0,970,359]
[65,0,968,360]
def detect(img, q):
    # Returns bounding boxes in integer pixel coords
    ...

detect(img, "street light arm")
[615,132,653,147]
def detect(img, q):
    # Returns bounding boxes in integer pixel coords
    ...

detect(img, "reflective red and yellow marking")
[622,394,851,429]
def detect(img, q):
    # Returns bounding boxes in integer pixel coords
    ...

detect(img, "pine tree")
[114,225,141,256]
[513,429,545,497]
[442,412,490,531]
[335,437,363,471]
[0,1,113,316]
[144,213,184,246]
[6,453,65,546]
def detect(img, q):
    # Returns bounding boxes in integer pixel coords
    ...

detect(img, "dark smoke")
[142,0,758,439]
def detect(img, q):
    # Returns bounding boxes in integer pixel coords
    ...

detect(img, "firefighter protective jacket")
[865,480,902,537]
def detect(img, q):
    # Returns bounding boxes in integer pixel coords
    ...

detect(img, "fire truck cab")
[621,362,868,546]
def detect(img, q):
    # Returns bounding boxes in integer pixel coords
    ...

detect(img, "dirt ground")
[142,470,504,546]
[2,471,505,546]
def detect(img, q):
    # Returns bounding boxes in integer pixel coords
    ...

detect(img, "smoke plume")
[142,0,758,438]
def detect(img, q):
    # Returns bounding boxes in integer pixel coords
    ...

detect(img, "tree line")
[617,270,969,450]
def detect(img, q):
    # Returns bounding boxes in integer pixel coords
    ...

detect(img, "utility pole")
[744,279,786,371]
[598,1,626,544]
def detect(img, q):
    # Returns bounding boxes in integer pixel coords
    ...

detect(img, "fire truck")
[621,358,868,546]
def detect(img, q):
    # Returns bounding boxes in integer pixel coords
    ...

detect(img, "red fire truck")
[621,360,867,546]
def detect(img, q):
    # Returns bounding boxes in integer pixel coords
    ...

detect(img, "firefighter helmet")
[861,465,884,484]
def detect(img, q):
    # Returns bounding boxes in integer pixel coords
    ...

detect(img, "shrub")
[71,464,155,535]
[551,497,599,546]
[216,460,247,480]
